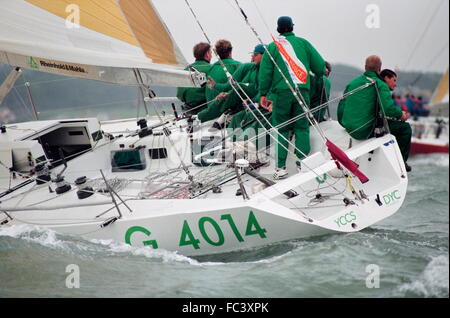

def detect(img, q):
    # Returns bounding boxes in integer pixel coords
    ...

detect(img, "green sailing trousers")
[197,85,257,123]
[197,99,222,122]
[271,88,310,168]
[388,120,412,162]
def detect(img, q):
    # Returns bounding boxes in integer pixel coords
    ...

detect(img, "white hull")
[0,117,408,256]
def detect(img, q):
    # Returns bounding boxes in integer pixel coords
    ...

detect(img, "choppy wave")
[398,255,449,297]
[0,224,65,249]
[0,224,201,265]
[0,224,293,267]
[89,238,201,265]
[1,152,448,298]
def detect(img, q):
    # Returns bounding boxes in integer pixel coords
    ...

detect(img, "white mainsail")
[0,0,197,87]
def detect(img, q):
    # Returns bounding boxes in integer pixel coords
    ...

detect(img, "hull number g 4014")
[125,211,267,250]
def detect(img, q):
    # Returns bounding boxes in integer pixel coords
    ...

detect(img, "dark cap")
[250,44,266,54]
[277,16,294,29]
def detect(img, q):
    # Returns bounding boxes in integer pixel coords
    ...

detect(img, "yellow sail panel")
[25,0,140,48]
[1,0,195,87]
[431,69,449,104]
[118,0,179,66]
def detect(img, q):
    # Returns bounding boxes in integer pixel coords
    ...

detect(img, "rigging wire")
[233,0,328,142]
[231,1,377,193]
[185,0,374,193]
[251,0,273,36]
[1,2,379,218]
[183,0,300,158]
[184,0,338,182]
[0,65,154,122]
[372,79,406,175]
[9,76,78,89]
[192,81,374,156]
[184,0,323,172]
[183,0,357,219]
[408,41,449,87]
[403,0,445,71]
[229,0,368,205]
[0,67,35,121]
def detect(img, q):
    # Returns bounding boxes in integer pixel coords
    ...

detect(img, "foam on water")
[0,224,40,238]
[398,255,449,297]
[0,224,205,265]
[0,224,296,268]
[89,238,201,266]
[0,224,66,249]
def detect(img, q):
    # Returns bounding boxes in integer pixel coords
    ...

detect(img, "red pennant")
[326,138,369,184]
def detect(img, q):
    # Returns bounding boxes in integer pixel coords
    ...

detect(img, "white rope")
[194,82,376,170]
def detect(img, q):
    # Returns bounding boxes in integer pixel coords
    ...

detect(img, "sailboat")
[0,0,409,257]
[409,69,449,154]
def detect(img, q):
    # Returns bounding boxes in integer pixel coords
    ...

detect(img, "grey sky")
[153,0,449,73]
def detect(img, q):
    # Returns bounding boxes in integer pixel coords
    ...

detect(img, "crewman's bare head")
[193,42,211,62]
[365,55,382,73]
[215,40,233,60]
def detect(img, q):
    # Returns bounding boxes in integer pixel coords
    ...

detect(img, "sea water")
[0,154,448,298]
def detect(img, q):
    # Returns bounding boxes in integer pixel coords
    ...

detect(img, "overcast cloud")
[153,0,449,73]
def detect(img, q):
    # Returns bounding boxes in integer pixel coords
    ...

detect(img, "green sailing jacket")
[259,32,325,96]
[205,58,242,101]
[214,62,261,101]
[176,60,211,106]
[338,70,403,139]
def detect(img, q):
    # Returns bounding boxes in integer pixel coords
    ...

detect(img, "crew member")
[176,42,212,114]
[338,56,412,171]
[198,44,265,126]
[380,69,398,91]
[205,40,241,103]
[258,16,326,179]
